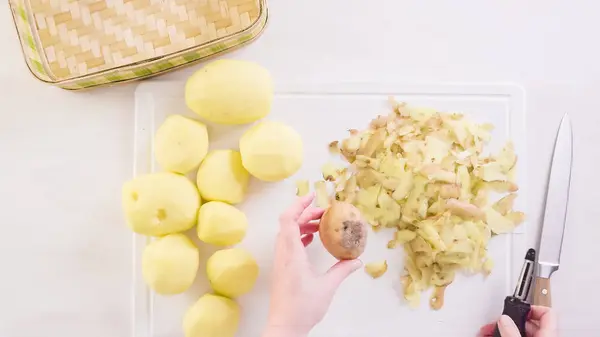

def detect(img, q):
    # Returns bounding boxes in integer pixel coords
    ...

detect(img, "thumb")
[323,259,363,291]
[498,315,520,337]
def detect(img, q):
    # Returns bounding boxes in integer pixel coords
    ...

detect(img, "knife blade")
[534,114,573,307]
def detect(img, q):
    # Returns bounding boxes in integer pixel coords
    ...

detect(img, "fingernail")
[499,315,512,327]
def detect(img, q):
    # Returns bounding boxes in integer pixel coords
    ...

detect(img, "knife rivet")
[542,289,548,295]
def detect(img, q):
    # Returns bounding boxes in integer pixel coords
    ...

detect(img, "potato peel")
[328,141,340,155]
[485,207,516,234]
[430,286,447,310]
[314,181,330,208]
[321,162,340,182]
[493,193,517,215]
[365,260,388,279]
[320,98,524,309]
[506,211,526,226]
[395,230,417,244]
[296,180,309,196]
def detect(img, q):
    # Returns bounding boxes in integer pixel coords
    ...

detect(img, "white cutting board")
[133,82,527,337]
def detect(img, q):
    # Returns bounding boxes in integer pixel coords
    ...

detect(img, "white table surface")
[0,1,598,336]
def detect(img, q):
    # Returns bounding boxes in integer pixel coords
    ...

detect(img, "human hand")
[478,306,558,337]
[262,194,363,337]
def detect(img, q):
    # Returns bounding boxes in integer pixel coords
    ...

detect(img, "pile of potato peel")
[314,98,525,310]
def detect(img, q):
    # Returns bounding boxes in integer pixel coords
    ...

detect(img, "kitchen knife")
[493,249,536,337]
[534,114,573,307]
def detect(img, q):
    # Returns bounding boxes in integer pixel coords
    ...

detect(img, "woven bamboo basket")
[9,0,268,90]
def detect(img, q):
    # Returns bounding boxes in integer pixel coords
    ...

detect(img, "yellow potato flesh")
[142,234,199,295]
[196,150,249,204]
[122,172,200,236]
[197,201,247,246]
[185,59,273,125]
[183,293,240,337]
[154,115,209,174]
[239,121,303,182]
[206,248,259,298]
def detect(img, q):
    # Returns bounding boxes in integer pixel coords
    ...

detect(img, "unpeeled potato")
[319,201,368,260]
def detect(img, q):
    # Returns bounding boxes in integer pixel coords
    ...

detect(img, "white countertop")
[0,1,598,336]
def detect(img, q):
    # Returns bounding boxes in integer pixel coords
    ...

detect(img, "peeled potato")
[206,248,259,298]
[122,172,200,236]
[239,121,303,182]
[197,201,247,246]
[185,59,273,125]
[142,234,199,295]
[319,201,368,260]
[183,293,240,337]
[196,150,249,204]
[154,115,209,174]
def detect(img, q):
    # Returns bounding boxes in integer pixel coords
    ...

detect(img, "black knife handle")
[492,297,531,337]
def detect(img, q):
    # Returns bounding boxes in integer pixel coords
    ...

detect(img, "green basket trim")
[153,62,174,72]
[61,83,81,90]
[123,72,138,80]
[18,6,27,22]
[209,44,226,54]
[31,59,44,74]
[25,35,35,50]
[77,80,97,88]
[170,58,187,66]
[238,34,253,43]
[182,54,196,62]
[133,68,153,77]
[105,74,124,82]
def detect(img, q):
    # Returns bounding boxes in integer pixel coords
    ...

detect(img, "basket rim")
[8,0,269,85]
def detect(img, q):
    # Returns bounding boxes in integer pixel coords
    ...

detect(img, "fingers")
[300,222,319,235]
[477,323,496,337]
[301,234,314,247]
[297,206,324,237]
[278,195,323,252]
[479,313,550,337]
[298,207,325,225]
[529,306,558,331]
[322,259,363,291]
[498,315,520,337]
[279,194,315,226]
[528,305,552,320]
[526,321,539,337]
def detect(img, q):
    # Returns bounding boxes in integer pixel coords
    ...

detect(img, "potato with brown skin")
[319,202,368,260]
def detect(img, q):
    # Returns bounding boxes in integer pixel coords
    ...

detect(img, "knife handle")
[493,297,531,337]
[533,276,552,307]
